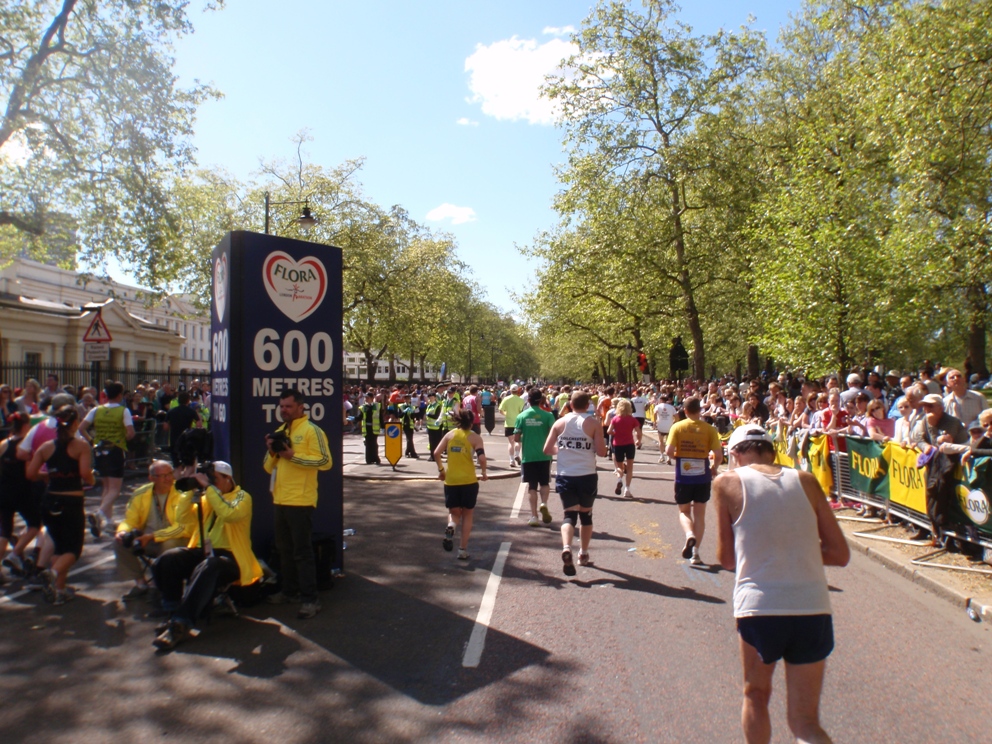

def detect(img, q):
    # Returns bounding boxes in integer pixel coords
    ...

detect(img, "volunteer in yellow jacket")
[151,461,263,651]
[434,409,488,561]
[113,459,192,601]
[263,388,332,619]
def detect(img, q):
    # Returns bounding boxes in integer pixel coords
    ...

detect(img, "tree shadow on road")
[569,565,726,604]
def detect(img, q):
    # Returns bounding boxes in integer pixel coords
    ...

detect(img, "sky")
[167,0,801,314]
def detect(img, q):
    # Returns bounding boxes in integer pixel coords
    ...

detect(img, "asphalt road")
[2,434,989,743]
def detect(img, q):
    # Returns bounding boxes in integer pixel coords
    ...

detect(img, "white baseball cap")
[727,425,774,452]
[212,461,233,477]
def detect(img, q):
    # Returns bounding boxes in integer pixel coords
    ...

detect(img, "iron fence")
[0,362,209,396]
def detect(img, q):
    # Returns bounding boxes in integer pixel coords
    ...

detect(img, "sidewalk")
[342,426,521,481]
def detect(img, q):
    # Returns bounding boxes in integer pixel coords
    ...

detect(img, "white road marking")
[463,540,512,668]
[0,552,116,605]
[510,481,527,519]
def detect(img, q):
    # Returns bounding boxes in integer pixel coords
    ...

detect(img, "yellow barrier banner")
[883,442,927,514]
[807,434,834,494]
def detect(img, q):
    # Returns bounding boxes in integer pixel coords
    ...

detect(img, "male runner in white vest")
[713,425,850,744]
[543,391,606,575]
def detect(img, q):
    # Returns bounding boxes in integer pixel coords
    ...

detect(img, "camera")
[120,528,146,556]
[269,429,292,453]
[197,460,215,478]
[175,462,214,493]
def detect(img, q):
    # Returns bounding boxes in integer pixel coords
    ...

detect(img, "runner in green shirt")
[514,389,556,526]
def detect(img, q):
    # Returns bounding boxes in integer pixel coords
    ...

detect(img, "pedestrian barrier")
[783,432,992,555]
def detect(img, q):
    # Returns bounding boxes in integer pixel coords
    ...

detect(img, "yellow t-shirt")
[667,417,721,483]
[444,429,478,486]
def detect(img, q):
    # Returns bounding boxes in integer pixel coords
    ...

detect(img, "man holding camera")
[114,460,192,600]
[264,388,332,619]
[151,461,262,651]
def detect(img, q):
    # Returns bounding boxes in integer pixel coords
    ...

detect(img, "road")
[1,434,989,743]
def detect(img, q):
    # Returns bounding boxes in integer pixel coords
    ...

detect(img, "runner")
[498,384,525,466]
[543,391,607,574]
[630,388,649,443]
[607,398,642,499]
[713,424,850,744]
[424,392,444,459]
[434,409,488,561]
[665,396,722,565]
[654,394,677,464]
[513,388,556,527]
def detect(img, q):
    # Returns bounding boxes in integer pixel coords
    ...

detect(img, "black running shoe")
[681,536,697,560]
[562,548,576,577]
[443,524,454,552]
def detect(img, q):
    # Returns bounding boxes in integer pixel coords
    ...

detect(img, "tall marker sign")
[210,231,343,566]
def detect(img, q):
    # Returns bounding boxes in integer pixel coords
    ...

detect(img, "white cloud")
[426,203,477,225]
[455,117,479,126]
[542,25,576,36]
[464,33,577,125]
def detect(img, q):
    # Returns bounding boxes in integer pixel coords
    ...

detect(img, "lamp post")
[625,342,634,386]
[263,191,318,235]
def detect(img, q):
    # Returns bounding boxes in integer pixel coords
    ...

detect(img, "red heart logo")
[213,253,228,322]
[263,251,328,322]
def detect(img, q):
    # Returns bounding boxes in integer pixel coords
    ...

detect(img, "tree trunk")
[669,178,705,380]
[747,345,759,378]
[967,286,989,377]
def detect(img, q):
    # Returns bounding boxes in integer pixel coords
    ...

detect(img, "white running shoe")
[527,516,541,527]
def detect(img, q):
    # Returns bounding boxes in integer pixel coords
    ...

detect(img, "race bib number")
[679,458,707,477]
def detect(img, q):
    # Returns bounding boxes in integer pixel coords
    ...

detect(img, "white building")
[0,257,209,374]
[342,351,440,382]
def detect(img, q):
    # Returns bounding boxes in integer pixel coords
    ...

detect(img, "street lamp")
[263,191,318,235]
[625,342,634,385]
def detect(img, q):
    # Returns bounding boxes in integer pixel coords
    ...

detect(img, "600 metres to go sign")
[254,328,334,372]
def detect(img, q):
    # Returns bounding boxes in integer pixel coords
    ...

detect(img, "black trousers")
[427,428,443,459]
[364,431,380,464]
[274,504,317,602]
[152,547,239,625]
[404,427,417,456]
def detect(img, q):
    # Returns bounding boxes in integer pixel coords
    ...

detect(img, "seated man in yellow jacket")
[114,460,192,600]
[151,461,262,651]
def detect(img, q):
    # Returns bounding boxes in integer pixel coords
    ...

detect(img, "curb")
[850,539,992,623]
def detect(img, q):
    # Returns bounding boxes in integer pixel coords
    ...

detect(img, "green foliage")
[0,1,221,288]
[528,0,992,380]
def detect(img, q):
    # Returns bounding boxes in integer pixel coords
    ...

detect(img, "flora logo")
[963,489,990,526]
[214,253,228,322]
[263,251,327,322]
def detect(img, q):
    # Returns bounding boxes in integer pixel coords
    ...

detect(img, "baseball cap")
[510,384,520,392]
[212,461,233,477]
[727,425,774,452]
[921,394,944,406]
[968,419,984,432]
[886,370,900,378]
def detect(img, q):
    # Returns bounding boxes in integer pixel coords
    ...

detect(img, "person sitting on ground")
[151,461,262,651]
[114,460,192,600]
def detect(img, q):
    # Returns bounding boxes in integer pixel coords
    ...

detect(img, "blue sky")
[171,0,800,314]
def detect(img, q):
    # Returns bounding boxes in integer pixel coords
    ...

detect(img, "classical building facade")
[0,257,208,374]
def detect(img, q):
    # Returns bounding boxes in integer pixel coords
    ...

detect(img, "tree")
[0,0,220,286]
[543,0,765,378]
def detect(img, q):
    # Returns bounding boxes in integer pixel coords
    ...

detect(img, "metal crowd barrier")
[828,434,992,555]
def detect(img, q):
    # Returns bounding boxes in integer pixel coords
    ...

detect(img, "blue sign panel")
[211,231,343,566]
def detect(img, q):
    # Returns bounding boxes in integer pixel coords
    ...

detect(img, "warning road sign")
[82,312,112,343]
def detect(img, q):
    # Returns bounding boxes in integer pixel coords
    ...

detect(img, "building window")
[24,352,42,378]
[137,360,148,373]
[199,348,204,361]
[182,346,187,359]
